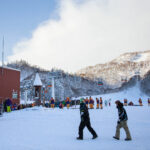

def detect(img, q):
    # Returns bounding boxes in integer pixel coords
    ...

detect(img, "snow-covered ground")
[1,83,150,150]
[0,104,150,150]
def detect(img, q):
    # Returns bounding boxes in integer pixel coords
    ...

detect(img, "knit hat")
[80,98,84,103]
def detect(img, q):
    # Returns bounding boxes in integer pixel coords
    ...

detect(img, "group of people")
[77,98,132,141]
[84,97,111,109]
[123,98,150,106]
[47,97,72,109]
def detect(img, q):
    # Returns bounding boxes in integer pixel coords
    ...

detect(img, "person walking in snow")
[113,100,132,141]
[77,98,98,140]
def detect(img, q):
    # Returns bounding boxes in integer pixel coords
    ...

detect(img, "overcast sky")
[1,0,150,73]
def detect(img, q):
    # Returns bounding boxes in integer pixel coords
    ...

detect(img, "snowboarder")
[96,98,99,109]
[77,98,98,140]
[113,100,132,141]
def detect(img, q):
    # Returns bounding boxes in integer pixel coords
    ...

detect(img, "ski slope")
[75,82,148,105]
[0,104,150,150]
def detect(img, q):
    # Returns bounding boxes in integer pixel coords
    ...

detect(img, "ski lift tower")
[49,71,57,100]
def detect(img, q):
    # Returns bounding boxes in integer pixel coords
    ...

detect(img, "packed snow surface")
[0,104,150,150]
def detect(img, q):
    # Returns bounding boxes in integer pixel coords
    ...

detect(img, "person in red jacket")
[85,97,89,108]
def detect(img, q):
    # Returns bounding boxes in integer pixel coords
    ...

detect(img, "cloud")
[8,0,150,73]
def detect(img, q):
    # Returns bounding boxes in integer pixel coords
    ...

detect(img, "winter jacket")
[80,103,90,123]
[51,99,55,104]
[96,100,100,104]
[117,105,128,122]
[6,99,12,106]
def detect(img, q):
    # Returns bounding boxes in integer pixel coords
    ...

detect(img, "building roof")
[33,73,42,86]
[0,66,20,72]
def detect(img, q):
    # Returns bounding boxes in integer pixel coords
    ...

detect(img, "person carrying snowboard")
[77,98,98,140]
[113,100,132,141]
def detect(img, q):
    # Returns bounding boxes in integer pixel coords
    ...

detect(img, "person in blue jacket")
[6,98,12,112]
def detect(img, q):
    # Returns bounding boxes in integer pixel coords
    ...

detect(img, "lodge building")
[0,66,20,105]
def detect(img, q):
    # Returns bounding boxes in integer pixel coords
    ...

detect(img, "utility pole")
[51,76,55,100]
[1,36,4,75]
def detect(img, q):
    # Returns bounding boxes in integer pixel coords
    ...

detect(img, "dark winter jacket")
[117,104,128,122]
[80,102,90,123]
[6,99,12,106]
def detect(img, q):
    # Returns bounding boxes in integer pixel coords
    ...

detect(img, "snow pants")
[78,121,97,138]
[86,104,88,108]
[51,104,55,108]
[139,103,143,106]
[96,104,99,109]
[67,104,70,109]
[100,104,103,109]
[7,106,11,112]
[90,104,94,109]
[115,121,131,139]
[124,103,127,106]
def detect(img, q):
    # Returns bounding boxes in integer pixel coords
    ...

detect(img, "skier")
[66,97,71,109]
[148,98,150,106]
[108,98,111,106]
[77,98,98,140]
[100,97,103,109]
[124,99,128,106]
[113,100,132,141]
[89,97,94,109]
[139,98,143,106]
[104,100,108,107]
[59,102,63,109]
[62,100,66,109]
[50,97,55,108]
[96,98,99,109]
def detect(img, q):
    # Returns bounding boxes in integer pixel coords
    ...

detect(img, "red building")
[0,66,20,105]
